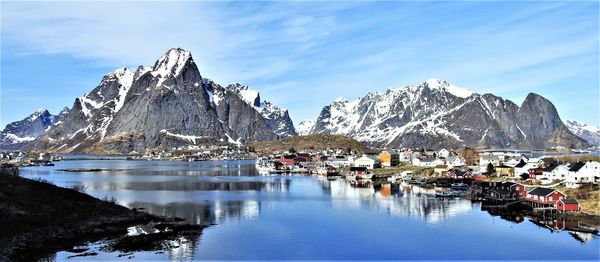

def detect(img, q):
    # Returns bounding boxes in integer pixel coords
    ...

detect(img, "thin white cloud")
[1,1,598,125]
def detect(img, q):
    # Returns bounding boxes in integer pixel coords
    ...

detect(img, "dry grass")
[542,155,600,164]
[556,184,600,215]
[370,164,417,175]
[251,134,371,154]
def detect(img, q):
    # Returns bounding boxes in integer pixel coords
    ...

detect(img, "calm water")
[19,160,599,261]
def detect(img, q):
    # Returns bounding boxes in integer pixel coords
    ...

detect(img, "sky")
[1,0,598,128]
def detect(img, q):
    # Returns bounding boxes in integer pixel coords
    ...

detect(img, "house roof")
[503,182,517,187]
[569,162,586,172]
[381,149,399,155]
[528,187,558,196]
[514,161,527,168]
[489,189,511,195]
[543,162,559,172]
[350,166,367,171]
[481,155,500,161]
[559,199,579,204]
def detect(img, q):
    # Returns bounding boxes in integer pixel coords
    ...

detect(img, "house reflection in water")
[319,177,474,224]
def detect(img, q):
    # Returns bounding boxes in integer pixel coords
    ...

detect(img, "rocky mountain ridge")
[566,120,600,146]
[0,108,69,149]
[309,79,588,149]
[20,48,294,153]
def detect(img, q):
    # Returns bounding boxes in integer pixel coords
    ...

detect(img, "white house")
[437,149,450,159]
[399,149,413,163]
[503,155,523,167]
[566,161,600,188]
[414,157,445,167]
[446,156,466,168]
[354,155,381,169]
[479,155,500,169]
[542,163,570,180]
[513,161,538,178]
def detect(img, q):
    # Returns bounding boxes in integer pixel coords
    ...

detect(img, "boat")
[450,182,468,190]
[435,190,465,198]
[412,179,427,186]
[357,173,373,180]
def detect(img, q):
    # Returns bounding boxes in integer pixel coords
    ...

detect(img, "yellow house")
[378,150,399,167]
[495,164,513,176]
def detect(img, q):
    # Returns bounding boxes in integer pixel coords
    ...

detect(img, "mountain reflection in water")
[17,160,598,260]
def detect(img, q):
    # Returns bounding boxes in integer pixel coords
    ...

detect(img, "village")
[2,145,599,225]
[253,147,600,220]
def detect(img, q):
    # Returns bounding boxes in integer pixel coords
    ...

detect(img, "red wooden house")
[528,168,544,180]
[279,154,297,167]
[525,187,565,207]
[349,166,368,175]
[555,199,580,212]
[502,182,527,199]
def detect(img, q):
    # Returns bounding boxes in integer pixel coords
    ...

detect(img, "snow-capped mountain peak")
[152,48,192,77]
[112,67,134,89]
[421,79,473,98]
[296,120,315,135]
[225,83,260,107]
[566,120,600,146]
[29,109,49,121]
[310,79,587,149]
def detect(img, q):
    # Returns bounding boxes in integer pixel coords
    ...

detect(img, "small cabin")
[349,166,368,175]
[555,199,580,212]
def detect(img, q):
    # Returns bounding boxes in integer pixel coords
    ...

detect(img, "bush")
[33,177,54,185]
[71,184,88,193]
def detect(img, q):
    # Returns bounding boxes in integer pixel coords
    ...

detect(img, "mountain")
[311,79,588,150]
[27,48,294,153]
[208,82,297,137]
[295,120,315,135]
[566,120,600,146]
[0,108,69,149]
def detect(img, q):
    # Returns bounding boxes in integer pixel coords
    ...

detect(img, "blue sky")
[1,1,598,128]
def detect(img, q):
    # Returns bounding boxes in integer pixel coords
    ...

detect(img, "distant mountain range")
[308,79,589,149]
[0,108,69,149]
[565,120,600,146]
[0,49,596,152]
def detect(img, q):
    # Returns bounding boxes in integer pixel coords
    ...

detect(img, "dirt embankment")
[0,173,203,260]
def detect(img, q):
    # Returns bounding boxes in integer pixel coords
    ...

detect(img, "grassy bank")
[251,134,372,154]
[0,173,187,260]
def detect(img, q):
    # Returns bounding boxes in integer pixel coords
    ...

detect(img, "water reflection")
[320,177,473,224]
[128,200,261,226]
[89,178,290,192]
[17,160,599,260]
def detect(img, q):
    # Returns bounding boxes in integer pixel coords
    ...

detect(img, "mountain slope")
[295,120,316,135]
[566,120,600,146]
[28,48,292,153]
[0,108,69,149]
[311,79,587,149]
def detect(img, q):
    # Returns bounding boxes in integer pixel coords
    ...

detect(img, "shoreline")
[0,172,203,260]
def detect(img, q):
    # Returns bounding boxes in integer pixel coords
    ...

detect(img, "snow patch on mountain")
[566,120,600,146]
[296,120,316,135]
[423,79,473,98]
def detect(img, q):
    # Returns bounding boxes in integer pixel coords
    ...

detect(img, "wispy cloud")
[1,1,598,126]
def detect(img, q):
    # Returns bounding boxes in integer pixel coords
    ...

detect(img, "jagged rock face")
[566,120,600,146]
[205,81,277,142]
[311,79,588,149]
[0,108,68,148]
[229,83,296,137]
[27,48,293,153]
[105,49,226,149]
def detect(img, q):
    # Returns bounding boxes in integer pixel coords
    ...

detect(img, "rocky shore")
[0,172,203,260]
